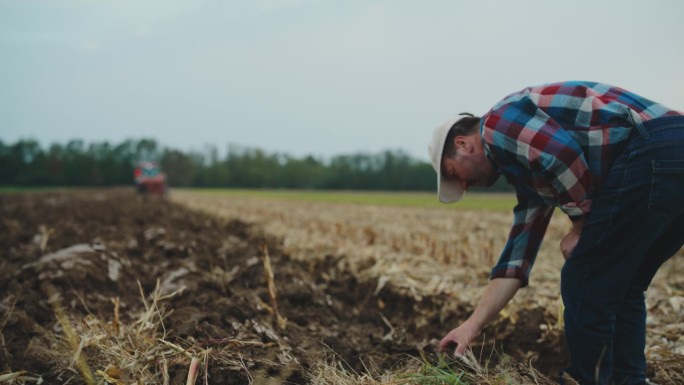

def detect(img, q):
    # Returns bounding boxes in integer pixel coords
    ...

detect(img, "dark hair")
[442,113,481,158]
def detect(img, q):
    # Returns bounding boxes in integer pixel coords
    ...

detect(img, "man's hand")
[560,231,580,260]
[438,319,481,356]
[560,217,585,259]
[438,278,521,357]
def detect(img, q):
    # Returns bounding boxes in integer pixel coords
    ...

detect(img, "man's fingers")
[440,336,468,357]
[439,327,474,356]
[438,336,452,352]
[454,342,467,357]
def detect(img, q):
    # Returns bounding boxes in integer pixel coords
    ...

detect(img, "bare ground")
[1,190,682,384]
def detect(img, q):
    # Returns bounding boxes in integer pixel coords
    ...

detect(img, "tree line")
[0,138,513,192]
[0,138,434,190]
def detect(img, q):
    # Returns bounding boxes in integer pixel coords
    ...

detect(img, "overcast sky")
[2,0,683,160]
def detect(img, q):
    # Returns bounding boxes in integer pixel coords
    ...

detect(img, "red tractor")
[134,162,167,196]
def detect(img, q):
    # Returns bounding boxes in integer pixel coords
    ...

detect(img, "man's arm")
[438,277,522,356]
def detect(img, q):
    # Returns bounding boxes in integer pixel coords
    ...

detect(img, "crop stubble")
[0,189,681,384]
[171,189,684,382]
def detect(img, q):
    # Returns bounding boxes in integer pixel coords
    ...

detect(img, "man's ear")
[454,135,473,153]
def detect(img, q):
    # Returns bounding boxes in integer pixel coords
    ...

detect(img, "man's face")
[441,135,499,191]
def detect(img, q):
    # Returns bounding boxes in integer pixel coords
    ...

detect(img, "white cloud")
[250,0,321,11]
[1,0,683,158]
[0,0,202,47]
[78,41,102,51]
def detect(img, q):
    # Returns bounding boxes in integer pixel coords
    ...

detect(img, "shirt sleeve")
[483,96,594,219]
[490,190,554,287]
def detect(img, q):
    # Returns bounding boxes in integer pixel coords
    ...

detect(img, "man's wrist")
[464,316,484,334]
[570,215,586,231]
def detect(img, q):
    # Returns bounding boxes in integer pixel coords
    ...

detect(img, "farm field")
[188,189,518,210]
[1,189,683,384]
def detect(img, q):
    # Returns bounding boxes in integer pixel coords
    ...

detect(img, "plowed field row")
[171,189,684,381]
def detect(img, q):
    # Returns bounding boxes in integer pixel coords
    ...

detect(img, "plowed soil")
[0,190,681,384]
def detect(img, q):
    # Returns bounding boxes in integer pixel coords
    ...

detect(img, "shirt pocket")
[648,160,684,216]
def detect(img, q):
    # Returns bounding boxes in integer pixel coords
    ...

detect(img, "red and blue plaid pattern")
[481,81,682,286]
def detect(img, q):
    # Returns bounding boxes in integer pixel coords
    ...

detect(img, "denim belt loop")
[628,110,650,140]
[636,121,650,140]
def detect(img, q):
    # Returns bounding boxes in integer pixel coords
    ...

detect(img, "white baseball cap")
[428,113,473,203]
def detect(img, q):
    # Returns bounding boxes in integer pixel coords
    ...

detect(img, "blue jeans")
[561,116,684,385]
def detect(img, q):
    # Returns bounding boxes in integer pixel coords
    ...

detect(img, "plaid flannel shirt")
[481,81,682,286]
